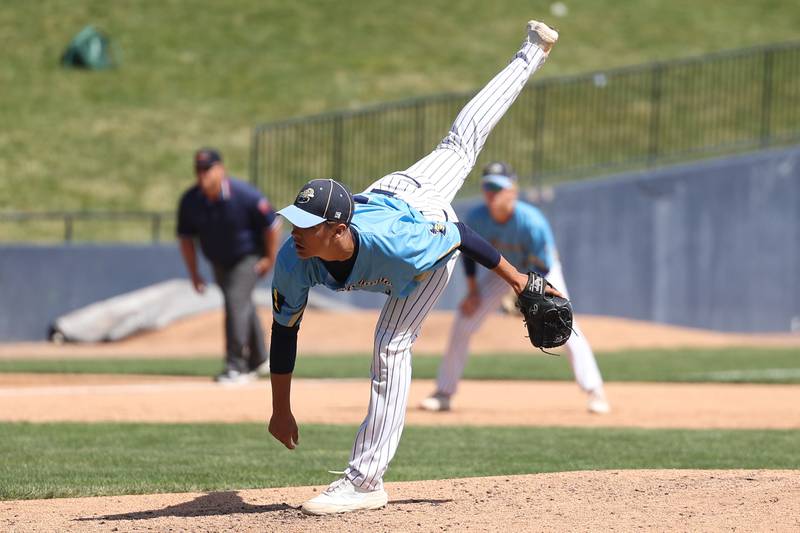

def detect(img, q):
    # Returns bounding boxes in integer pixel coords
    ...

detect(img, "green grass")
[1,422,797,500]
[2,347,799,383]
[1,0,800,219]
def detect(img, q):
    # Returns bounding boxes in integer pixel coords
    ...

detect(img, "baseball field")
[3,1,800,531]
[1,310,799,531]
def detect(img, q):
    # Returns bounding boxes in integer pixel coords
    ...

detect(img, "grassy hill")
[1,0,799,217]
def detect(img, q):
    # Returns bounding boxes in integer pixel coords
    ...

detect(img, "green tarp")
[61,25,117,70]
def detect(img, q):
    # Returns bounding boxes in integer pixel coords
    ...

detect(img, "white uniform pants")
[436,260,604,397]
[344,41,548,490]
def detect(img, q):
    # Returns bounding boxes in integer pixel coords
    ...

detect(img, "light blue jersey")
[272,193,461,327]
[466,201,555,275]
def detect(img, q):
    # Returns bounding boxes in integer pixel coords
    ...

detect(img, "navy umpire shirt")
[177,178,278,268]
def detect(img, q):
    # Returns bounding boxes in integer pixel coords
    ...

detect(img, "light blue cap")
[277,204,326,228]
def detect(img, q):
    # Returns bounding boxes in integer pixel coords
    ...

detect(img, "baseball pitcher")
[268,20,559,515]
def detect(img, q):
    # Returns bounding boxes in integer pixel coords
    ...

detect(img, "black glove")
[516,272,573,351]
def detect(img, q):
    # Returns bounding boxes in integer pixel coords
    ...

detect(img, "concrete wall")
[538,145,800,332]
[1,146,798,340]
[0,245,210,341]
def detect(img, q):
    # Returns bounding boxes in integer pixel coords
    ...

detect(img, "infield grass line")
[0,347,799,383]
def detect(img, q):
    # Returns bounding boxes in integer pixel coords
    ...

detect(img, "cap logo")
[334,211,342,219]
[297,188,315,204]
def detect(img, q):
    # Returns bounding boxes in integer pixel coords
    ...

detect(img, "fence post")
[151,213,161,243]
[333,115,344,179]
[414,99,426,159]
[250,126,260,188]
[531,83,547,189]
[64,215,73,243]
[760,48,774,148]
[648,64,664,166]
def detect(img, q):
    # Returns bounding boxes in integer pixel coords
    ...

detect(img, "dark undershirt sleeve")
[270,320,299,374]
[455,222,501,270]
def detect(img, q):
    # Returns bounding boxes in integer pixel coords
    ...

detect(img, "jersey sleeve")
[246,186,277,232]
[176,191,196,237]
[271,240,311,327]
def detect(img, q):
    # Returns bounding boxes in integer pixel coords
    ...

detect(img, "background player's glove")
[516,272,573,351]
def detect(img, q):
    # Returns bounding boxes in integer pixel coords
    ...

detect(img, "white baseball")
[550,2,568,17]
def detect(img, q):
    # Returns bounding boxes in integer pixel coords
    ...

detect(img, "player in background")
[420,161,610,414]
[267,21,560,515]
[177,148,281,383]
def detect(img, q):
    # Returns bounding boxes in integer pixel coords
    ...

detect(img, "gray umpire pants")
[212,254,269,373]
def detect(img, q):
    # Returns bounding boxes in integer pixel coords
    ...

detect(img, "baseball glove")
[516,272,573,352]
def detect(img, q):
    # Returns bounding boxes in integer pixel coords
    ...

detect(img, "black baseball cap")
[277,178,354,228]
[481,161,517,191]
[194,148,222,171]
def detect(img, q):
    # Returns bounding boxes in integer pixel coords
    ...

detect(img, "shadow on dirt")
[74,491,295,521]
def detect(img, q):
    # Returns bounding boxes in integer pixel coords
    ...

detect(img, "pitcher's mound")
[3,470,798,531]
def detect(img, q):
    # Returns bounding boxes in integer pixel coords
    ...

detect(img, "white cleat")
[301,477,389,515]
[250,360,271,379]
[420,393,451,412]
[587,388,611,414]
[526,20,559,54]
[214,369,256,385]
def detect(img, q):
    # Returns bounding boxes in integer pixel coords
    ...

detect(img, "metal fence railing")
[252,41,800,208]
[0,211,174,243]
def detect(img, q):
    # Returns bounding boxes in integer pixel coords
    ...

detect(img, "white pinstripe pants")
[435,260,605,397]
[345,41,548,490]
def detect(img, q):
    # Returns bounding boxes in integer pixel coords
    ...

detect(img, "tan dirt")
[2,309,799,359]
[2,311,799,530]
[2,470,798,532]
[2,375,800,430]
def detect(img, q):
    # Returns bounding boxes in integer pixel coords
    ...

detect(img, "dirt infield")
[3,309,799,359]
[2,470,799,532]
[2,374,800,429]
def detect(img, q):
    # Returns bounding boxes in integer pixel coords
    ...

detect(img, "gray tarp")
[50,278,351,343]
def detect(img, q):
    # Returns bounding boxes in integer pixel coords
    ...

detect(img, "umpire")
[177,148,281,383]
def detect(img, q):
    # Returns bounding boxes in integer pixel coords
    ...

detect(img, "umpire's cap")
[481,161,517,191]
[194,147,222,171]
[277,178,354,228]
